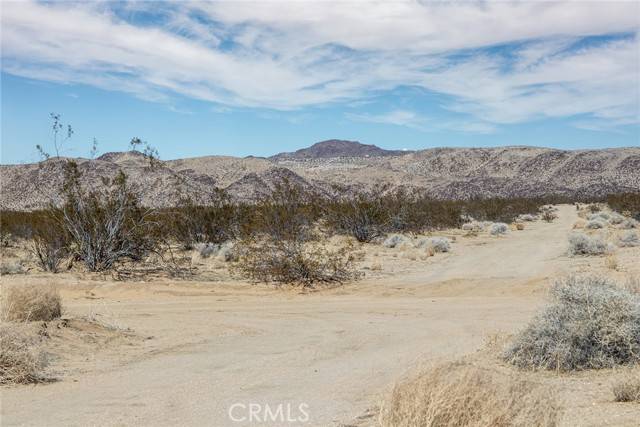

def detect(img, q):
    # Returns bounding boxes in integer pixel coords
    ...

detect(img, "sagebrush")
[568,232,608,256]
[504,276,640,371]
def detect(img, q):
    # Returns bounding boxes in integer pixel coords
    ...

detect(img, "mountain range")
[1,140,638,210]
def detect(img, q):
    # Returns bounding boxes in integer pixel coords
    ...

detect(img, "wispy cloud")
[346,110,427,130]
[1,0,638,131]
[347,110,496,134]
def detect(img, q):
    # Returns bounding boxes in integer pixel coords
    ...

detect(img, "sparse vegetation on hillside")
[504,276,640,371]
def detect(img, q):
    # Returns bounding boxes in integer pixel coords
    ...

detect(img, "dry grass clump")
[605,254,619,271]
[618,231,639,248]
[504,276,640,371]
[613,375,640,403]
[568,232,608,256]
[515,223,525,231]
[490,222,508,236]
[1,284,62,322]
[0,323,48,385]
[379,361,559,427]
[572,219,586,229]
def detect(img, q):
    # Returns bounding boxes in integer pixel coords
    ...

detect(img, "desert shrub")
[325,189,389,242]
[540,209,558,223]
[195,241,236,261]
[518,214,537,222]
[0,261,25,275]
[383,234,411,249]
[607,192,640,221]
[588,212,610,221]
[28,211,69,273]
[0,324,48,385]
[390,193,464,233]
[609,213,625,225]
[167,189,237,249]
[1,284,62,322]
[619,231,640,248]
[619,218,638,229]
[415,237,450,253]
[568,232,608,256]
[246,178,320,242]
[60,162,159,272]
[232,239,358,287]
[586,219,606,229]
[490,222,508,236]
[613,376,640,402]
[516,223,525,230]
[504,276,640,371]
[379,361,559,427]
[461,222,482,232]
[195,242,217,258]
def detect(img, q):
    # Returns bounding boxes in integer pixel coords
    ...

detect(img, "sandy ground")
[1,205,639,426]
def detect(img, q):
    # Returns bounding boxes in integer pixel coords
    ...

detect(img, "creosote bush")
[379,361,559,427]
[1,284,62,322]
[167,189,237,249]
[30,213,68,273]
[60,162,159,272]
[325,189,389,242]
[504,276,640,371]
[607,192,640,221]
[232,239,358,287]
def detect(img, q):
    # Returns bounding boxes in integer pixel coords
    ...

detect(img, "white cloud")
[347,110,427,129]
[1,0,639,131]
[346,110,496,134]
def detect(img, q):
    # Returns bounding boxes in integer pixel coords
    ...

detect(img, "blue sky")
[1,1,639,164]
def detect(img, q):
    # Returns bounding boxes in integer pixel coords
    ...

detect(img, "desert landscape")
[2,1,640,426]
[2,164,640,425]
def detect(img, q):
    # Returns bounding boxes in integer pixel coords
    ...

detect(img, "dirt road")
[2,205,638,426]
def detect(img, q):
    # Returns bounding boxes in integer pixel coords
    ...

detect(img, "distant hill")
[1,143,638,210]
[270,140,409,160]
